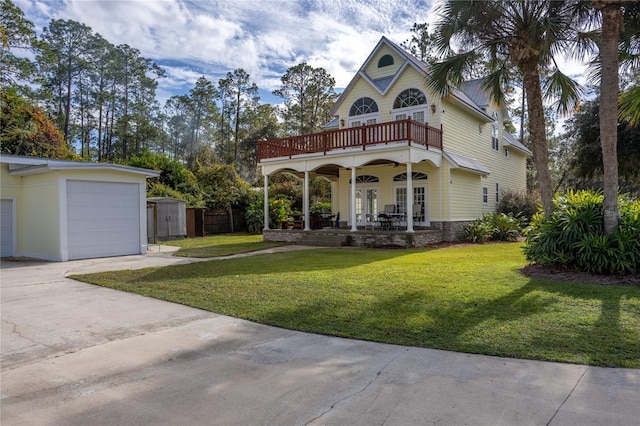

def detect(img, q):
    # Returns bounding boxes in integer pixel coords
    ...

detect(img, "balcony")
[258,119,443,161]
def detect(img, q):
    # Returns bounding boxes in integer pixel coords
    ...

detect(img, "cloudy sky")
[16,0,438,105]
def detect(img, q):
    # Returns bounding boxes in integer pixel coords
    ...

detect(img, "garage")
[1,199,14,257]
[1,154,159,261]
[67,180,141,260]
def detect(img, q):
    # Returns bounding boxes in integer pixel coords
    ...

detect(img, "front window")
[349,97,379,116]
[482,187,488,203]
[392,88,428,124]
[393,89,427,109]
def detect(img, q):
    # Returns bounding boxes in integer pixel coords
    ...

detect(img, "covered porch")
[259,120,445,239]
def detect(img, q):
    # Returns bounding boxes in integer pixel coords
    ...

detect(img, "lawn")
[161,233,285,257]
[71,242,640,368]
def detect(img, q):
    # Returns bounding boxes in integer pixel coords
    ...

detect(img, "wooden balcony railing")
[258,119,443,160]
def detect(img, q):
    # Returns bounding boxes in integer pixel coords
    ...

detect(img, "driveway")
[1,248,639,426]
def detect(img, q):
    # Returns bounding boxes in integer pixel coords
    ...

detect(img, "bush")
[245,198,265,234]
[497,189,540,225]
[245,195,293,231]
[310,201,332,215]
[463,218,493,243]
[463,212,522,243]
[522,190,640,274]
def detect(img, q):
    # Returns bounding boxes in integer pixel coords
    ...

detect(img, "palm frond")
[481,63,512,106]
[619,85,640,125]
[427,51,477,97]
[542,69,584,116]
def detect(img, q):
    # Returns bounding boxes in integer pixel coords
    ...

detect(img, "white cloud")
[21,0,436,101]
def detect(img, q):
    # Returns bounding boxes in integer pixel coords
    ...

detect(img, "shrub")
[310,201,332,215]
[463,212,522,243]
[497,189,540,225]
[245,195,293,231]
[463,218,493,243]
[523,190,640,274]
[245,199,264,234]
[489,212,522,241]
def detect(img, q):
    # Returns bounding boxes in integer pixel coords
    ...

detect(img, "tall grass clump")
[463,212,522,243]
[523,189,640,274]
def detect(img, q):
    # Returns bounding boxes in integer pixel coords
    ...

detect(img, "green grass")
[71,242,640,368]
[161,233,285,257]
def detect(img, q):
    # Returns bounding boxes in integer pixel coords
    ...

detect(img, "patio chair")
[320,207,336,228]
[412,203,423,222]
[364,213,380,231]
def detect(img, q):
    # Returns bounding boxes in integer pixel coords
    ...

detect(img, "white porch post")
[303,171,311,231]
[350,167,358,231]
[406,162,414,233]
[263,174,270,230]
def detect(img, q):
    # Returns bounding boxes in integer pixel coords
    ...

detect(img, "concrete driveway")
[1,248,639,426]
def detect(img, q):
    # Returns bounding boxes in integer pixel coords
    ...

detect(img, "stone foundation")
[429,221,472,242]
[264,228,444,248]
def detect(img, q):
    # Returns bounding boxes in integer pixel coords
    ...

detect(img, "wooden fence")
[187,208,247,237]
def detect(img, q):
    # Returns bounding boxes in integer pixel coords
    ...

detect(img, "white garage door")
[1,199,14,257]
[67,180,140,260]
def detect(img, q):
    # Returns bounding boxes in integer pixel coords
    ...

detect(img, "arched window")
[378,54,394,68]
[349,175,379,184]
[393,172,429,181]
[349,97,379,116]
[393,89,427,109]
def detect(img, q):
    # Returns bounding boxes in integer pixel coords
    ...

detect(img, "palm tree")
[595,1,624,233]
[575,1,639,233]
[429,0,582,215]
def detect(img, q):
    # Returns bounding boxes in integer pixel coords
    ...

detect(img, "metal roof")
[0,154,160,178]
[443,150,491,175]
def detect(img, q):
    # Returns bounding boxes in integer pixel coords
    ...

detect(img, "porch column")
[406,162,414,233]
[350,167,358,231]
[263,174,270,230]
[303,171,311,231]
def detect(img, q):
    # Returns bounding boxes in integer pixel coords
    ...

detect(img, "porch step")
[296,233,351,247]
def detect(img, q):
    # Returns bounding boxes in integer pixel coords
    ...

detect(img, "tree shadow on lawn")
[259,278,640,367]
[171,242,285,258]
[130,248,421,282]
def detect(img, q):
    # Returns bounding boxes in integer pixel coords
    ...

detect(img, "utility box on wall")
[147,197,186,240]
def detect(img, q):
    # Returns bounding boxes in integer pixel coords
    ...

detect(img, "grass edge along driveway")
[72,242,640,368]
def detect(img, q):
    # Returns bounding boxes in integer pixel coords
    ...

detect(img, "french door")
[354,186,378,226]
[394,185,429,227]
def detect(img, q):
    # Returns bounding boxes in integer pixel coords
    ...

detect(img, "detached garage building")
[0,154,160,261]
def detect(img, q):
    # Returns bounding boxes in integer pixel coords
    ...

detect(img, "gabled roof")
[443,150,491,175]
[0,154,160,177]
[329,36,494,123]
[502,132,532,155]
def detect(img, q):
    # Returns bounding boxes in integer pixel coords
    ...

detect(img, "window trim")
[349,97,379,117]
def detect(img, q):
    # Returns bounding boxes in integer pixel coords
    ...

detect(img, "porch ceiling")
[260,145,442,176]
